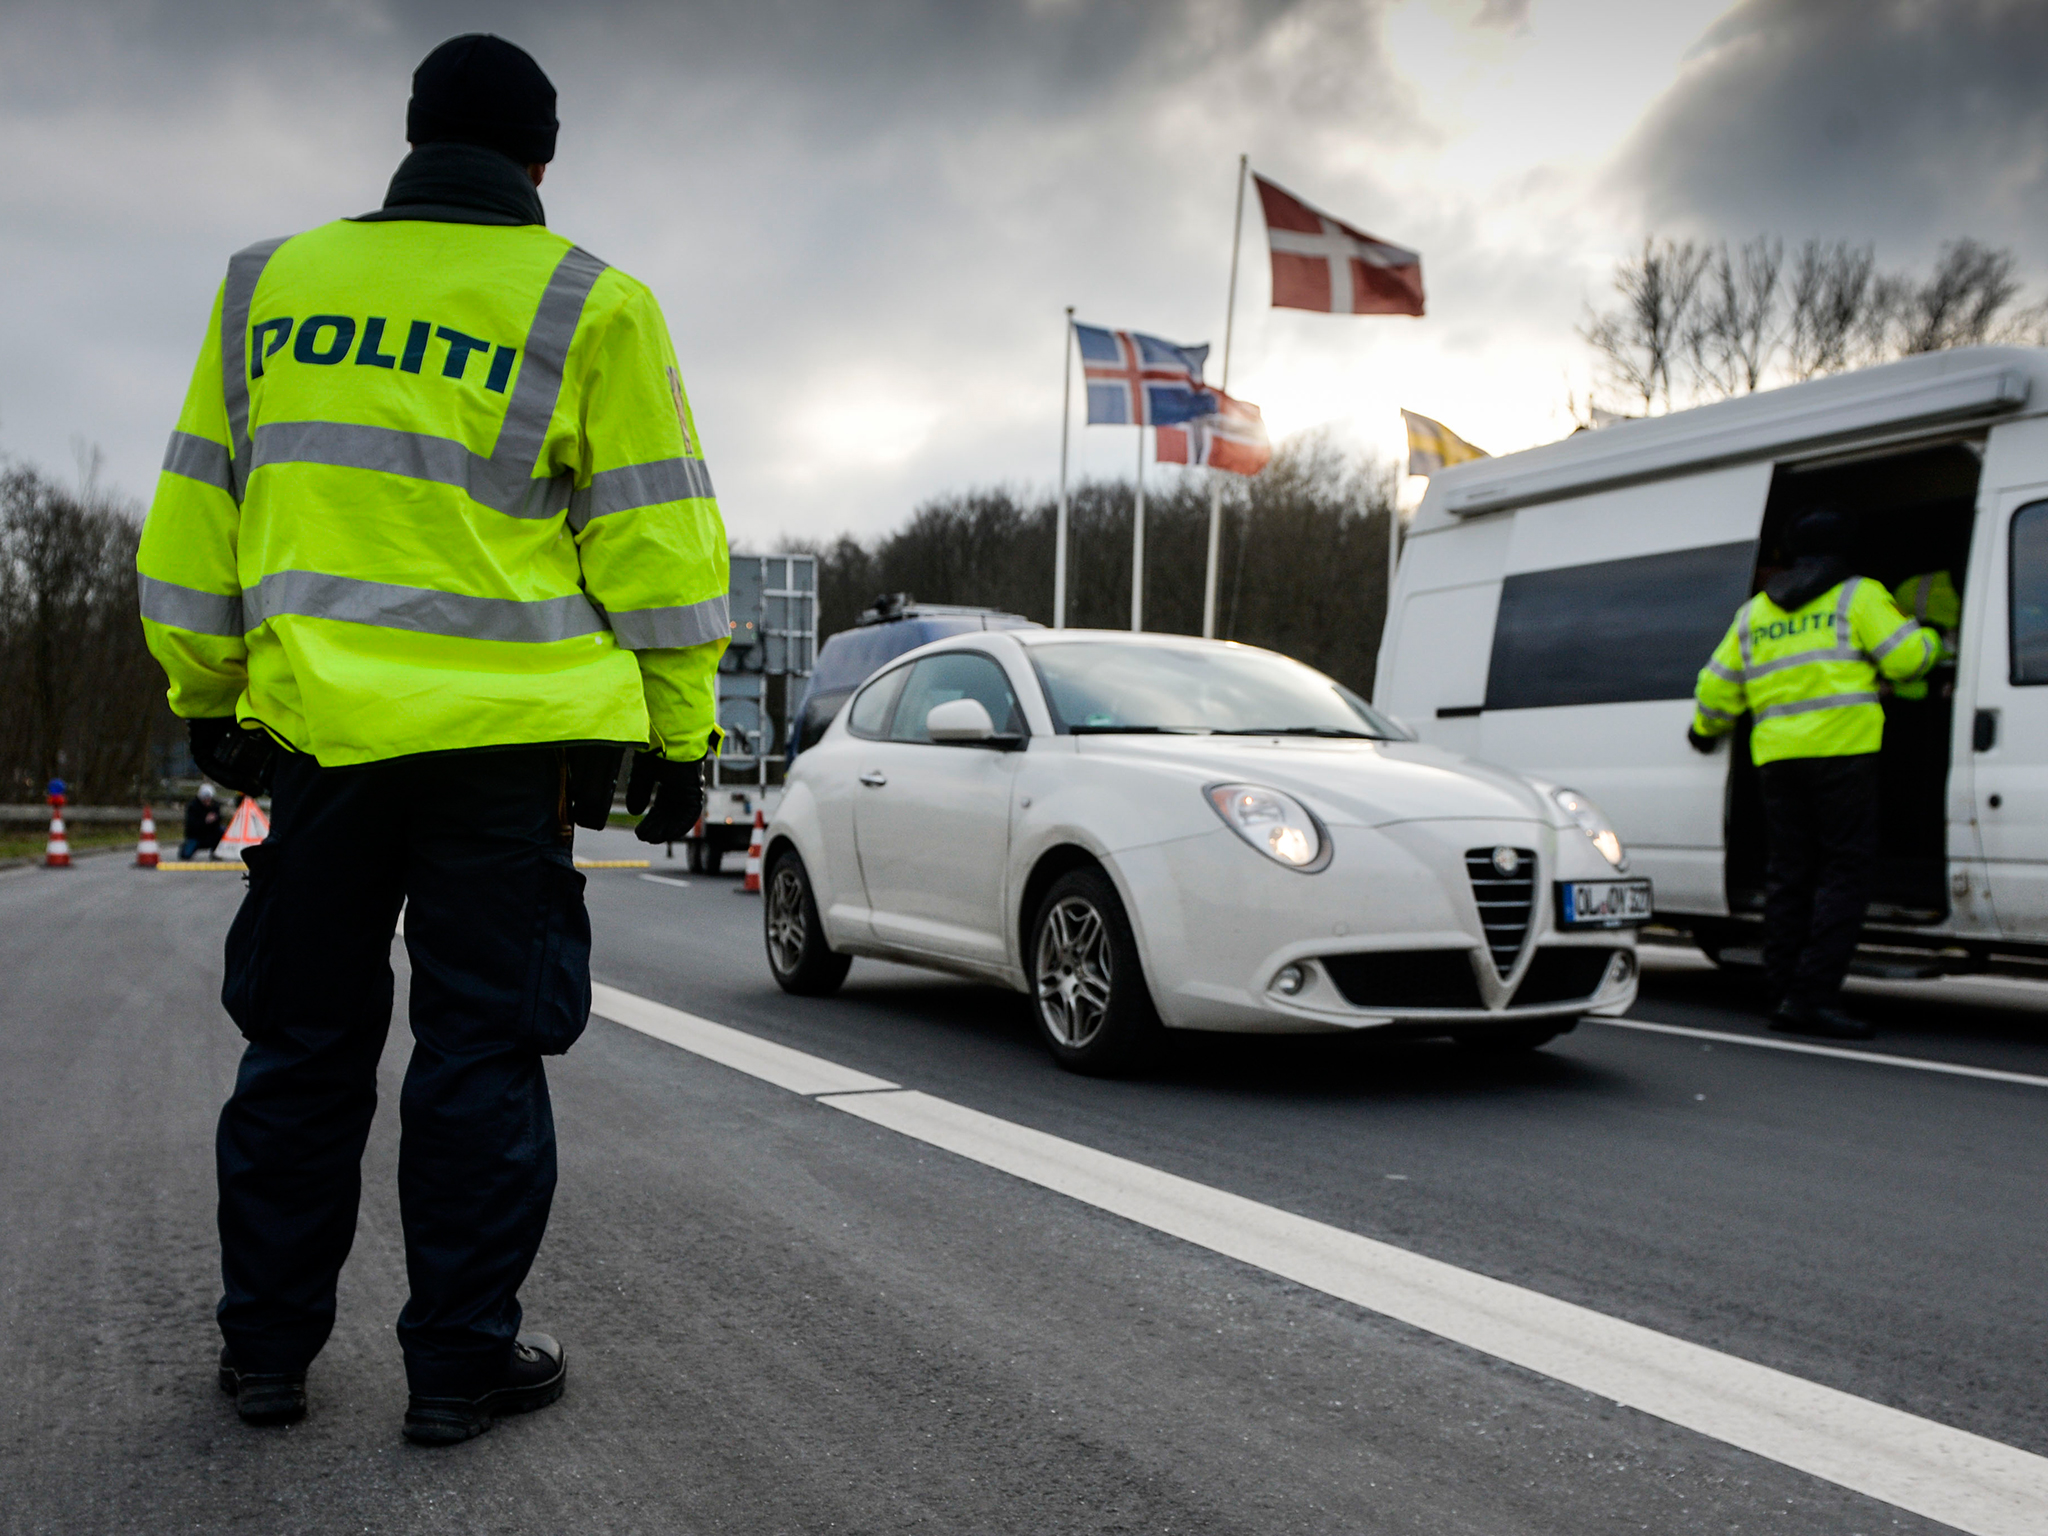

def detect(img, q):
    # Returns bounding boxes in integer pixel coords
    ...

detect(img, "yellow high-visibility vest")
[1891,569,1961,701]
[1693,577,1939,765]
[137,218,729,766]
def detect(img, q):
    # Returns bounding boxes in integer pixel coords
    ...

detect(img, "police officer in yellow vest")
[136,36,728,1444]
[1689,511,1939,1041]
[1891,569,1961,700]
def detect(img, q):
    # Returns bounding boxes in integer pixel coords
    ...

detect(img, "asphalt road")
[3,833,2044,1534]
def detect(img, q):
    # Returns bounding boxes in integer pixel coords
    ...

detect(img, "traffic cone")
[44,799,70,868]
[136,805,160,868]
[741,810,765,893]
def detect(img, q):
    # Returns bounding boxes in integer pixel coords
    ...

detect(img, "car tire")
[764,849,851,996]
[1452,1021,1571,1053]
[1028,866,1161,1076]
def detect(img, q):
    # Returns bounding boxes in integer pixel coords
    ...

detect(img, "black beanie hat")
[1787,509,1853,557]
[407,34,558,165]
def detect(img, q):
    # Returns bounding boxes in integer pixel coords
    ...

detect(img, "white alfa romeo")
[760,630,1649,1074]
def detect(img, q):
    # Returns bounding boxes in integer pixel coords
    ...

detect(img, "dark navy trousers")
[1759,751,1882,1009]
[215,747,591,1396]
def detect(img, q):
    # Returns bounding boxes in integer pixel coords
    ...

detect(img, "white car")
[761,629,1650,1074]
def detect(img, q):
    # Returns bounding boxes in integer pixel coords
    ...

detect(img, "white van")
[1375,345,2048,974]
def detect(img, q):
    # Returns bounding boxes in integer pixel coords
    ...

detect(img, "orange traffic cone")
[136,805,160,868]
[741,809,765,893]
[44,799,70,868]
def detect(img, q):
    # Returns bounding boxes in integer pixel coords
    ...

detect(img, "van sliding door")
[1479,462,1771,917]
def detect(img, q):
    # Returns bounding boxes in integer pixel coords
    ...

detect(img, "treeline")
[1582,235,2046,417]
[0,461,176,802]
[793,432,1399,698]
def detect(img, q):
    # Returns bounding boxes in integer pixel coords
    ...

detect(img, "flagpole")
[1131,423,1145,631]
[1203,153,1249,640]
[1055,306,1073,630]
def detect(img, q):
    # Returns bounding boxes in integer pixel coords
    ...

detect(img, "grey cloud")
[1612,0,2048,262]
[1,0,1434,542]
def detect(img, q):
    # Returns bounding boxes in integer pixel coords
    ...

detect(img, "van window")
[2010,500,2048,684]
[888,652,1023,743]
[1484,541,1756,711]
[846,666,909,739]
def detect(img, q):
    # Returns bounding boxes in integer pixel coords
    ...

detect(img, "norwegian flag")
[1255,174,1424,317]
[1156,390,1272,477]
[1075,323,1216,426]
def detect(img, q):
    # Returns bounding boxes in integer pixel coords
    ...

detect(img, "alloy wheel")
[1035,895,1113,1048]
[766,864,808,976]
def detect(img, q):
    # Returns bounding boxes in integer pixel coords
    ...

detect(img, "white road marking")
[591,983,894,1097]
[639,874,692,888]
[590,983,2048,1536]
[1596,1016,2048,1089]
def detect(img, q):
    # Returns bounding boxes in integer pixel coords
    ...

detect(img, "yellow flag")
[1402,409,1488,476]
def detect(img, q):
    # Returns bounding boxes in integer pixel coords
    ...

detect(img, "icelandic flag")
[1156,390,1272,477]
[1075,323,1216,426]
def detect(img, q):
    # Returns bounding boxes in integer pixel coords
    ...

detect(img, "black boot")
[403,1332,566,1446]
[218,1346,307,1426]
[1769,997,1875,1041]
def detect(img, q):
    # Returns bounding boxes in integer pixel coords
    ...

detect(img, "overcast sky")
[2,0,2042,549]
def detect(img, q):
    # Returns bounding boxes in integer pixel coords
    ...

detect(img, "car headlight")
[1205,783,1328,871]
[1552,786,1626,870]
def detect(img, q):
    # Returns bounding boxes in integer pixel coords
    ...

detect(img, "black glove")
[1686,727,1721,755]
[190,717,278,796]
[625,751,706,844]
[566,745,627,832]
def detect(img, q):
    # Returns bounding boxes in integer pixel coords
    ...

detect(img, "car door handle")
[859,770,888,787]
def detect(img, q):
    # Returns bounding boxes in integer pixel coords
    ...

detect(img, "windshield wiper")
[1212,726,1378,739]
[1067,724,1214,735]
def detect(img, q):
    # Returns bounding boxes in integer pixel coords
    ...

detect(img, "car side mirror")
[927,698,997,743]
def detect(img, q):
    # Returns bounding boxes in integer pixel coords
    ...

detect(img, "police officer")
[1689,511,1938,1040]
[1891,568,1961,700]
[136,35,728,1444]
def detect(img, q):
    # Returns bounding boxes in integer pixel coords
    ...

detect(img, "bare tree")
[1686,237,1783,396]
[1580,237,1710,414]
[1784,240,1878,380]
[1589,233,2043,414]
[1896,239,2021,353]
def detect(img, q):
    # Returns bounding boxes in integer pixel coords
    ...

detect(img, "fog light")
[1605,951,1637,988]
[1273,964,1306,996]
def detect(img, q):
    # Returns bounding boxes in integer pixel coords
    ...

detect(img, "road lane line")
[591,982,895,1097]
[589,984,2048,1535]
[638,874,692,888]
[1596,1016,2048,1088]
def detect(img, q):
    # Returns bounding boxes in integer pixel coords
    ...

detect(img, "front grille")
[1510,947,1619,1007]
[1323,950,1484,1010]
[1465,847,1536,976]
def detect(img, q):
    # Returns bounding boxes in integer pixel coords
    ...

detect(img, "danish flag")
[1255,174,1424,317]
[1075,323,1216,426]
[1156,390,1272,477]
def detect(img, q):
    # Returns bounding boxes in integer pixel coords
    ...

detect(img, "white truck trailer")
[1374,345,2048,974]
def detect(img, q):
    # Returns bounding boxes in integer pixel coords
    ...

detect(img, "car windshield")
[1029,641,1409,739]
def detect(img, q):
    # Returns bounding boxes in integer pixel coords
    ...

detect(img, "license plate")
[1557,878,1653,927]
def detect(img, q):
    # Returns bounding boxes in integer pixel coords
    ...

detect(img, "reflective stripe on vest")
[217,242,702,521]
[139,574,244,637]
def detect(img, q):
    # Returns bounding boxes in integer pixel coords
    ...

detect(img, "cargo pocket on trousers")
[518,858,592,1055]
[221,842,280,1042]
